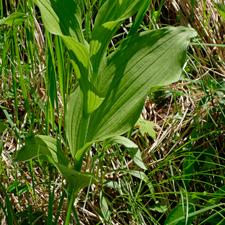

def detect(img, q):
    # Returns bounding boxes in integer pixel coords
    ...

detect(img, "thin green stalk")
[55,36,65,109]
[47,184,54,225]
[85,0,90,42]
[128,0,152,37]
[28,204,33,224]
[153,0,164,25]
[10,36,19,125]
[0,106,22,143]
[0,0,3,18]
[13,26,31,117]
[28,160,37,204]
[65,191,80,225]
[71,203,81,225]
[66,55,73,97]
[31,88,67,146]
[46,32,59,136]
[0,183,19,225]
[53,188,67,225]
[55,35,66,142]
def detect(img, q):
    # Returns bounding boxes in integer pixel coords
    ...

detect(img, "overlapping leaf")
[17,0,197,179]
[15,135,69,166]
[57,164,99,193]
[35,0,84,43]
[88,27,197,142]
[90,0,144,84]
[15,135,97,191]
[35,0,104,117]
[0,12,28,26]
[67,27,197,170]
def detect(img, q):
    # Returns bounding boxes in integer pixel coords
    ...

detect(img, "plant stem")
[65,190,80,225]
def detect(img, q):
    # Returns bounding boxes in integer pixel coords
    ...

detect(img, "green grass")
[1,0,225,224]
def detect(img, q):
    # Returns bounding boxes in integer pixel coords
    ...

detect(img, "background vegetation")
[1,0,225,224]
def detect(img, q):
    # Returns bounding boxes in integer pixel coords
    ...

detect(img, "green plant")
[2,0,197,222]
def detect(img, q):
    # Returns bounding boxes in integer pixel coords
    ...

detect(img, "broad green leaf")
[35,0,89,78]
[87,27,197,142]
[15,135,97,193]
[35,0,84,44]
[90,0,144,84]
[15,135,70,167]
[65,85,99,165]
[135,118,156,139]
[65,84,103,167]
[0,13,28,26]
[107,136,147,170]
[56,163,98,194]
[61,36,89,73]
[94,0,142,27]
[86,85,105,114]
[35,0,88,75]
[68,27,197,169]
[164,204,194,225]
[14,135,97,192]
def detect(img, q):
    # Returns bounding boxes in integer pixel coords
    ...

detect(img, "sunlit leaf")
[90,0,144,84]
[0,13,28,26]
[15,135,70,167]
[35,0,104,117]
[35,0,84,43]
[56,163,98,193]
[135,118,156,139]
[67,27,197,170]
[88,27,197,142]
